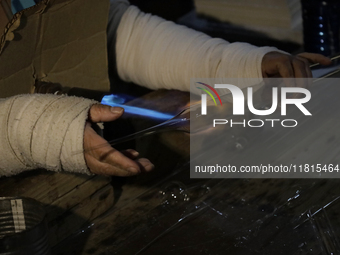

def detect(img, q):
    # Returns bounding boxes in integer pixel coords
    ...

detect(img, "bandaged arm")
[0,94,96,177]
[115,5,282,94]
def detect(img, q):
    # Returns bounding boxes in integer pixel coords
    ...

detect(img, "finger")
[86,154,154,176]
[297,52,332,66]
[101,152,154,173]
[292,60,308,90]
[86,153,140,176]
[296,56,313,89]
[102,149,154,173]
[99,146,142,170]
[292,58,308,79]
[88,104,124,123]
[277,58,295,78]
[291,58,312,90]
[86,144,143,175]
[276,59,297,87]
[121,149,139,159]
[296,56,313,78]
[135,158,155,173]
[84,124,143,174]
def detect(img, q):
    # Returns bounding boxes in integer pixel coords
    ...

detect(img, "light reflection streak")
[101,94,174,120]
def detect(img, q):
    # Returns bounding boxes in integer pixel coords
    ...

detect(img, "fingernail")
[127,167,139,173]
[131,150,139,157]
[111,107,124,114]
[145,164,155,171]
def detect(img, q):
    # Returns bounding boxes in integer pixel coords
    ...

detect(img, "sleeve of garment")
[0,94,97,177]
[114,5,287,95]
[107,0,131,81]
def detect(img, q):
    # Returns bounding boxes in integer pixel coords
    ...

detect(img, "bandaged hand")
[0,95,154,177]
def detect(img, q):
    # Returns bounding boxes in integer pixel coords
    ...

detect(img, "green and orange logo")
[196,82,223,115]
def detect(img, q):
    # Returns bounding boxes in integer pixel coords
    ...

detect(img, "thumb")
[88,104,124,123]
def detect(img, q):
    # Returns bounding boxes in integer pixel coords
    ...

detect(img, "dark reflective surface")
[54,76,340,254]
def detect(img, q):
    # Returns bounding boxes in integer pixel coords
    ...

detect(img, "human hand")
[261,52,332,85]
[84,104,154,176]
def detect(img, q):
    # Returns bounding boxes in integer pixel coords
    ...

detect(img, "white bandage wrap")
[0,94,96,177]
[116,6,282,94]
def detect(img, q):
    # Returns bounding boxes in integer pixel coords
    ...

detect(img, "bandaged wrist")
[0,94,96,176]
